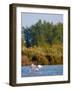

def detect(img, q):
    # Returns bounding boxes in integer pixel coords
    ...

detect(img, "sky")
[21,13,63,28]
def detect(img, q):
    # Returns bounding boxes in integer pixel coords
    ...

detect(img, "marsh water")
[21,65,63,77]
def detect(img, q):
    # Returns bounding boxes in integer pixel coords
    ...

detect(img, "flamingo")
[31,64,42,71]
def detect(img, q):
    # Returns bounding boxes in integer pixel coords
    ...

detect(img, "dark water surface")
[21,65,63,77]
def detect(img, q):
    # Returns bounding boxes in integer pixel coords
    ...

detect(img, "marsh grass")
[21,44,63,66]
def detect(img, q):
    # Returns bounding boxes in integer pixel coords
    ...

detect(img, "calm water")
[21,65,63,77]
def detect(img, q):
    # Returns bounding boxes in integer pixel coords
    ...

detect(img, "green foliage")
[22,20,63,46]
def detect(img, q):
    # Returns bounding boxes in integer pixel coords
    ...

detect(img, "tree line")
[22,19,63,47]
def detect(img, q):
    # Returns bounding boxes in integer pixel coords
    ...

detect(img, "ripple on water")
[21,65,63,77]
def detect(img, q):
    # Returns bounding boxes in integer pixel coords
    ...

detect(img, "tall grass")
[21,44,63,66]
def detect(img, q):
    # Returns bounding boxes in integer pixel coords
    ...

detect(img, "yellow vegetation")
[21,44,63,66]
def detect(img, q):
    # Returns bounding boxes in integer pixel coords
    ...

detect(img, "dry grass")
[21,44,63,66]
